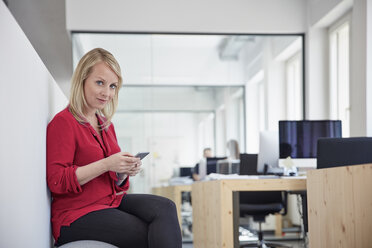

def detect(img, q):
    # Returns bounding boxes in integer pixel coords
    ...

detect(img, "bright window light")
[285,52,303,120]
[329,20,350,137]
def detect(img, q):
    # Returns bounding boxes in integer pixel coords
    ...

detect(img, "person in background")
[226,139,240,160]
[212,140,241,175]
[203,147,212,158]
[192,147,212,181]
[47,48,182,248]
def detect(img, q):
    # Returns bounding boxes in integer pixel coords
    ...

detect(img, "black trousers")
[56,194,182,248]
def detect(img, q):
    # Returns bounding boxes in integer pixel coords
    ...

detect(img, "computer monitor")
[279,120,342,168]
[179,167,193,177]
[257,131,281,174]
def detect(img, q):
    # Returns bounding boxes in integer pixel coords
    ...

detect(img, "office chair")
[239,154,290,248]
[317,137,372,169]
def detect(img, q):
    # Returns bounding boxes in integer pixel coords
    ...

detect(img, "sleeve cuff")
[69,165,83,193]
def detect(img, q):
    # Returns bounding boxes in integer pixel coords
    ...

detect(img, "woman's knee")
[152,195,177,215]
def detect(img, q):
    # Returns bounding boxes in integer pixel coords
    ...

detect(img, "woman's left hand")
[127,160,142,176]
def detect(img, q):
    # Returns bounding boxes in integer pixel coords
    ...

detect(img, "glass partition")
[72,33,303,192]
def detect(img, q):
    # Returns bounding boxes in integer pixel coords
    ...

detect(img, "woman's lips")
[98,98,108,104]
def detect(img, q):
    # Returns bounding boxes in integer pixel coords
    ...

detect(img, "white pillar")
[366,0,372,136]
[349,0,372,136]
[305,27,329,120]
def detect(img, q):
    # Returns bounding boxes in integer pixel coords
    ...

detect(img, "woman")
[47,48,182,248]
[226,139,240,160]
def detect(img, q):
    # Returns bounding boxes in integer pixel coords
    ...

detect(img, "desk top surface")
[192,178,307,191]
[154,177,307,191]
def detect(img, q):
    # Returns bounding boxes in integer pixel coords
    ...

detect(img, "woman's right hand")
[103,152,140,174]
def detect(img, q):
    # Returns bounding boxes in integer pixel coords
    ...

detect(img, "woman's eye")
[96,81,104,85]
[110,84,117,89]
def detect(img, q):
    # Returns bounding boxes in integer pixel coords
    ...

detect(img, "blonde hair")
[69,48,122,129]
[227,140,240,160]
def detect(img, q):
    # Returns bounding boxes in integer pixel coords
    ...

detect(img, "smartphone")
[135,152,150,160]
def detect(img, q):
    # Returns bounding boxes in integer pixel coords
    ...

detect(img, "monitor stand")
[263,164,284,175]
[279,158,317,171]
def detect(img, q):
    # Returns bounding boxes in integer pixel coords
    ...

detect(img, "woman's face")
[83,61,119,115]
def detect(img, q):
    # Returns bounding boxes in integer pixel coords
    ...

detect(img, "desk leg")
[220,181,235,248]
[192,181,234,248]
[301,192,308,234]
[233,192,240,248]
[275,214,282,237]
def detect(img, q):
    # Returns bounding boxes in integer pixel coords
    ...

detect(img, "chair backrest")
[317,137,372,169]
[239,153,258,175]
[239,190,283,204]
[239,153,283,205]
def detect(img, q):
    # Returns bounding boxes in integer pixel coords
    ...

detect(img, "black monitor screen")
[279,120,342,158]
[179,167,193,177]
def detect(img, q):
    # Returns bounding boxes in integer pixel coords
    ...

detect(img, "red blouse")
[47,107,129,241]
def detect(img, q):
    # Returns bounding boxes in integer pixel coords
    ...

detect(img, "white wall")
[7,0,73,96]
[308,0,352,27]
[0,2,67,247]
[305,27,329,119]
[66,0,306,34]
[308,0,344,26]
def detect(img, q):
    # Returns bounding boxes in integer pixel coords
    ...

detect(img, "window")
[285,52,303,120]
[247,70,265,132]
[230,88,245,151]
[258,80,265,131]
[329,18,350,137]
[216,105,226,156]
[238,97,245,151]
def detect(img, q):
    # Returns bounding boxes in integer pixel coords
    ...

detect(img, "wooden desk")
[192,178,307,248]
[307,163,372,247]
[152,184,192,229]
